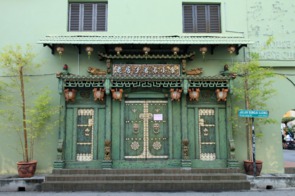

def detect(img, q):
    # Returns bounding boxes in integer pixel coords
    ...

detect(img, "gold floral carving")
[170,89,182,101]
[64,89,77,102]
[111,89,123,101]
[215,88,229,102]
[188,88,200,101]
[93,88,105,101]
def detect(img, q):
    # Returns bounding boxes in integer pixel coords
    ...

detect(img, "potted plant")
[0,45,59,177]
[229,51,276,176]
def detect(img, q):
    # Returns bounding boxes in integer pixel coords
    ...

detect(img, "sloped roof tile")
[38,35,253,45]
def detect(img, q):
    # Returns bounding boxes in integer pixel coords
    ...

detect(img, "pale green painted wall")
[0,0,294,174]
[240,0,295,173]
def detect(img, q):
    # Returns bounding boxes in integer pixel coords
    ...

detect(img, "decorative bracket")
[74,44,82,54]
[43,44,55,55]
[236,44,247,55]
[210,45,217,55]
[182,79,189,94]
[104,78,111,95]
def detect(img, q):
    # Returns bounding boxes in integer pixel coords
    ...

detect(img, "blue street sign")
[238,110,269,118]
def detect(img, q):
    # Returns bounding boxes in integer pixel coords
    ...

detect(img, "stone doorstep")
[45,173,247,181]
[41,180,250,192]
[0,176,44,192]
[52,168,241,175]
[42,170,250,192]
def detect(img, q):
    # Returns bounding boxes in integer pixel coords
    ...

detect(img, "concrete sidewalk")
[248,173,295,190]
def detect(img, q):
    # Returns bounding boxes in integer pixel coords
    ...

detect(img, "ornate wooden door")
[124,100,168,159]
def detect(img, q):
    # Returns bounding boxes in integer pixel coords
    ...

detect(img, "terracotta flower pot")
[17,160,37,178]
[244,160,263,176]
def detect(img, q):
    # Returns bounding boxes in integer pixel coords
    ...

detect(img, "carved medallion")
[152,141,162,150]
[131,141,140,151]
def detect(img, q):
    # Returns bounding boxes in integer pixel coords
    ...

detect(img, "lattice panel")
[189,80,228,88]
[112,80,182,88]
[65,80,105,88]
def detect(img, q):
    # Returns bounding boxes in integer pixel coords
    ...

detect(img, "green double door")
[124,100,169,159]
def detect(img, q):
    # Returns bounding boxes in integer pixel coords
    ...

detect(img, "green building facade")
[0,0,294,174]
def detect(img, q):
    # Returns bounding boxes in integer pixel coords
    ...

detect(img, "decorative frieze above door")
[113,64,180,77]
[124,100,168,159]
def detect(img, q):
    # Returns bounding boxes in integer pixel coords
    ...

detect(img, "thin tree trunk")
[19,66,29,162]
[244,76,253,161]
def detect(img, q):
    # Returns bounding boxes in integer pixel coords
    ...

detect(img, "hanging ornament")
[85,46,94,58]
[114,46,122,55]
[56,46,64,57]
[199,46,208,59]
[227,45,236,54]
[172,46,180,55]
[143,46,150,55]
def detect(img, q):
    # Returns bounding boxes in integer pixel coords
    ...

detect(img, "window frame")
[68,2,108,32]
[183,4,221,33]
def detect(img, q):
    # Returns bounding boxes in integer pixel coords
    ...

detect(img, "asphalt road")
[1,190,295,196]
[283,149,295,162]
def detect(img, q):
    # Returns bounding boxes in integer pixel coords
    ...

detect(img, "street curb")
[0,175,44,192]
[247,174,295,190]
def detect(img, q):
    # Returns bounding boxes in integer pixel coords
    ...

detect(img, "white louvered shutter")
[96,3,107,31]
[208,5,221,33]
[69,3,80,31]
[183,5,194,33]
[83,3,94,31]
[196,5,207,33]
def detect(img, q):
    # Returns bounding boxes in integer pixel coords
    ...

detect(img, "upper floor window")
[183,4,221,33]
[68,3,107,32]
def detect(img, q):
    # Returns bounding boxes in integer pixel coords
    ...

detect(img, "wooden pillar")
[102,84,113,168]
[53,78,65,169]
[181,89,191,168]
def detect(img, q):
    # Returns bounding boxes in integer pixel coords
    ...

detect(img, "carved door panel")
[124,101,144,158]
[199,108,216,160]
[76,108,95,161]
[124,100,168,159]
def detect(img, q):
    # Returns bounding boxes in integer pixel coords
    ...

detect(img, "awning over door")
[38,35,253,45]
